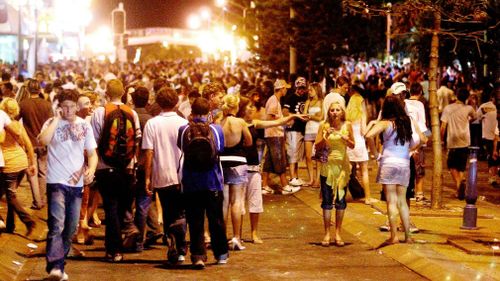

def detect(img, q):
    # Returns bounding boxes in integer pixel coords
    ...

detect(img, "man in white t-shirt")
[437,80,454,113]
[142,87,188,264]
[440,88,476,199]
[406,83,429,202]
[477,90,499,187]
[38,89,98,281]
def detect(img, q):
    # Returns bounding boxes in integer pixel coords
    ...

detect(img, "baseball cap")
[274,79,291,90]
[295,77,307,88]
[390,82,407,95]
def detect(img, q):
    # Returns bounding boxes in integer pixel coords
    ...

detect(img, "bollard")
[461,146,479,230]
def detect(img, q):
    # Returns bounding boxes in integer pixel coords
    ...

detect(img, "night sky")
[89,0,212,31]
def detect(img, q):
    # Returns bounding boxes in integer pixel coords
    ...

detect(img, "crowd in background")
[0,58,497,279]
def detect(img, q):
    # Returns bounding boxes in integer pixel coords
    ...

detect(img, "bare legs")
[322,209,345,246]
[249,213,262,243]
[305,141,320,186]
[384,184,412,243]
[355,161,373,203]
[223,184,246,247]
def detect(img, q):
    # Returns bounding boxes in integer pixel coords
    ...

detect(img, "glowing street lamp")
[200,7,211,20]
[187,14,202,29]
[215,0,226,8]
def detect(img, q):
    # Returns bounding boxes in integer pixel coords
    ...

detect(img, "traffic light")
[112,9,126,34]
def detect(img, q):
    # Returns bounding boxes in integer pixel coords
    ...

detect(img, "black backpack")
[180,122,219,172]
[98,104,137,169]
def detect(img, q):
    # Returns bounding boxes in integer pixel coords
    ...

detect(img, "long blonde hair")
[346,93,364,122]
[326,102,346,125]
[221,94,240,116]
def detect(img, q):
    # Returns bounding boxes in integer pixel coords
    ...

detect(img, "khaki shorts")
[285,131,305,164]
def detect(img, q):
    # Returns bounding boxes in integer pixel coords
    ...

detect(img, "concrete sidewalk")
[292,147,500,281]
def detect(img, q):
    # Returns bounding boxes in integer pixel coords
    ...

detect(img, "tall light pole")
[17,2,22,75]
[289,6,296,75]
[385,3,392,63]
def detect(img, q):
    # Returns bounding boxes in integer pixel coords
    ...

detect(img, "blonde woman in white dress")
[346,85,376,204]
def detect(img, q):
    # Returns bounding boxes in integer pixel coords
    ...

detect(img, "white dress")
[347,121,369,162]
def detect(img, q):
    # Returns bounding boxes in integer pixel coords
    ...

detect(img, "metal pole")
[461,146,479,230]
[17,4,22,75]
[34,8,38,72]
[289,6,296,75]
[386,11,391,63]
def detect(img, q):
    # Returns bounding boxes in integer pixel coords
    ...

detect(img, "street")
[18,194,424,281]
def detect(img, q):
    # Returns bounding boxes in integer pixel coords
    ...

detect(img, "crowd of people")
[0,58,497,280]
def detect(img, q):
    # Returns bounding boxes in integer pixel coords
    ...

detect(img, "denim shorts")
[223,164,248,185]
[320,176,347,210]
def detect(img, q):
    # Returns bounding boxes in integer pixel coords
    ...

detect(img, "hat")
[390,82,407,95]
[274,79,291,90]
[295,77,307,88]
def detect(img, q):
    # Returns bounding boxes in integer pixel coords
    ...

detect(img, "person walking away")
[366,95,420,244]
[143,87,188,264]
[19,78,53,209]
[178,97,229,268]
[440,88,476,200]
[315,102,355,247]
[38,89,97,280]
[406,83,430,202]
[477,90,499,188]
[219,94,252,250]
[0,98,37,237]
[91,79,141,262]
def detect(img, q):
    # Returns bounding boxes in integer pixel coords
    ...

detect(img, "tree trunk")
[429,11,443,209]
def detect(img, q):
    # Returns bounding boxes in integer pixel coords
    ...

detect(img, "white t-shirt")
[477,101,499,140]
[404,99,428,133]
[44,117,97,187]
[323,91,346,120]
[142,112,188,188]
[90,102,141,170]
[264,95,284,138]
[0,110,12,167]
[441,103,475,148]
[437,86,454,113]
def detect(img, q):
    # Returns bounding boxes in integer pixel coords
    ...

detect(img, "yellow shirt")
[1,121,28,173]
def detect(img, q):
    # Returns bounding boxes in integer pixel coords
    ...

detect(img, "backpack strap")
[209,124,221,151]
[177,124,190,174]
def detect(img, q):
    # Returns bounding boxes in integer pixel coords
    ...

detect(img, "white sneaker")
[281,185,300,195]
[289,178,303,186]
[177,255,185,263]
[0,219,5,230]
[262,186,274,195]
[47,269,63,281]
[62,272,69,281]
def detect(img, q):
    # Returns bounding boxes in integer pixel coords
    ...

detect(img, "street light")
[215,0,226,8]
[187,14,202,29]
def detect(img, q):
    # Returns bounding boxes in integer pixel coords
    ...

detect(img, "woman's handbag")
[312,142,329,163]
